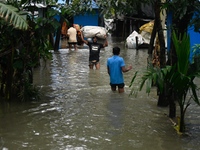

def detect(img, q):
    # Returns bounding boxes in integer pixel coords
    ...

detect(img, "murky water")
[0,36,200,150]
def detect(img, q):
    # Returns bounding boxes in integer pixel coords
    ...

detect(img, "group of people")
[66,24,132,93]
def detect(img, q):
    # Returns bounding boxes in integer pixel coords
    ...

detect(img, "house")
[167,11,200,63]
[73,0,103,27]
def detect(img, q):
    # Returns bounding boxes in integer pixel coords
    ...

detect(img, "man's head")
[113,46,120,55]
[92,36,98,43]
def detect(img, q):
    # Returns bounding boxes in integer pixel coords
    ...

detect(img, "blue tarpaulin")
[73,0,99,26]
[167,11,200,63]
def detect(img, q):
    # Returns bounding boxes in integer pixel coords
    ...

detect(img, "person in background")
[81,32,108,69]
[61,21,68,40]
[77,25,84,46]
[107,46,132,93]
[67,24,77,51]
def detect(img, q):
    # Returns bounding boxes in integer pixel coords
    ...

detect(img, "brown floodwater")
[0,36,200,150]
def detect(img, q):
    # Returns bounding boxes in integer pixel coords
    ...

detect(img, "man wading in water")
[107,46,132,93]
[80,32,108,69]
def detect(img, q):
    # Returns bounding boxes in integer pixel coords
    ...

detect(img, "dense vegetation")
[0,0,60,101]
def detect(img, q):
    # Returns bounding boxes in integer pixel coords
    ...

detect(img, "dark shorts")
[89,60,99,66]
[110,83,125,88]
[68,42,77,45]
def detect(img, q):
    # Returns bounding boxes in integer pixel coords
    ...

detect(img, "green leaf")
[0,2,28,30]
[172,31,190,75]
[129,71,138,87]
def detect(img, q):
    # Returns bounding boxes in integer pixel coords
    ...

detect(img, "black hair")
[113,46,120,55]
[92,36,97,40]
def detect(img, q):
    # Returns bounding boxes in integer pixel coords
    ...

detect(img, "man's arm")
[122,66,132,73]
[107,66,110,75]
[103,35,108,47]
[80,31,88,45]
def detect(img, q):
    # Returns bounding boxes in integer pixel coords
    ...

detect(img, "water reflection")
[107,93,124,130]
[0,36,200,150]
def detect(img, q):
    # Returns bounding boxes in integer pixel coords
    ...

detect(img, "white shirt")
[67,27,77,42]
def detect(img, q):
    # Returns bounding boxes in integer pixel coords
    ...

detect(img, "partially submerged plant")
[129,31,200,133]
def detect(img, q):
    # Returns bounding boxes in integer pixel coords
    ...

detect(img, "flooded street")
[0,36,200,150]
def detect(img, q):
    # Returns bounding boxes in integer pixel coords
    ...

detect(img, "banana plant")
[0,1,59,101]
[0,1,28,30]
[129,31,200,133]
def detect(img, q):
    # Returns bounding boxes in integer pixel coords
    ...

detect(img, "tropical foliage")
[0,1,28,30]
[0,0,60,101]
[60,0,154,19]
[129,31,200,133]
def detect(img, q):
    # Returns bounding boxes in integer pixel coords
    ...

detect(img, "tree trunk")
[148,19,156,55]
[5,47,14,101]
[168,91,176,118]
[153,0,168,107]
[157,83,169,107]
[54,30,61,51]
[54,18,63,51]
[179,105,185,132]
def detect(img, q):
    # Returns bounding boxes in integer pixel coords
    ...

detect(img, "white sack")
[126,31,144,49]
[104,18,115,31]
[140,31,151,44]
[140,29,167,46]
[81,26,108,39]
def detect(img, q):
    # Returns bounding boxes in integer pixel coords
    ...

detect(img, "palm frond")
[129,66,166,96]
[0,2,28,30]
[172,31,190,74]
[129,71,138,88]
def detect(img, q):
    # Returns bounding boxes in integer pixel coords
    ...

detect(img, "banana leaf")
[172,31,190,75]
[0,2,28,30]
